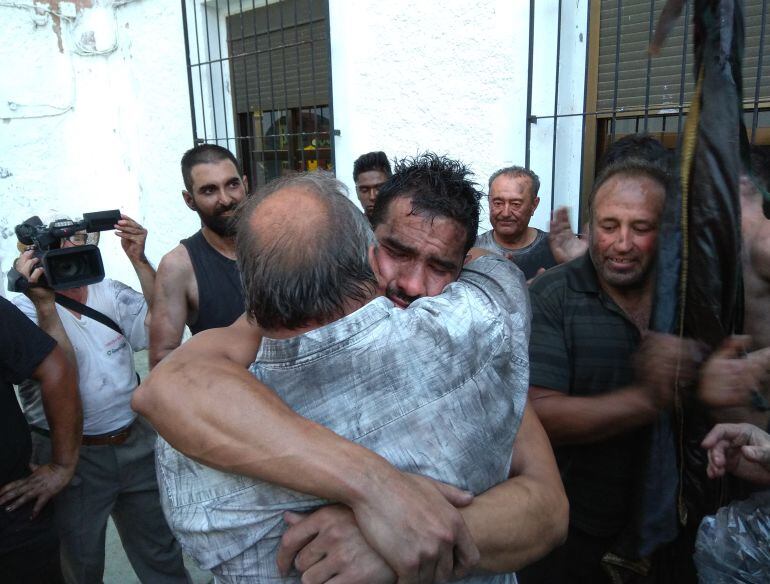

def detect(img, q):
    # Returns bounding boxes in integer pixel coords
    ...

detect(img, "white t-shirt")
[14,278,148,435]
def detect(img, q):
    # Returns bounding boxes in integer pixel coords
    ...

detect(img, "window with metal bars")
[527,0,769,216]
[182,0,333,188]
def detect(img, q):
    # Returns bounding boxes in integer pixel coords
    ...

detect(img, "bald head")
[236,171,377,331]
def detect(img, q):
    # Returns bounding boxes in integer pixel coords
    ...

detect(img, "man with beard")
[150,145,248,367]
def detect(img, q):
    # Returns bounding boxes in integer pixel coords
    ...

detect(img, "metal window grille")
[526,0,770,219]
[181,0,334,187]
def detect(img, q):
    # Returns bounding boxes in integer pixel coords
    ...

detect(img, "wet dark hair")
[370,153,482,255]
[353,151,393,183]
[587,158,670,221]
[235,171,377,330]
[598,134,671,172]
[181,144,243,192]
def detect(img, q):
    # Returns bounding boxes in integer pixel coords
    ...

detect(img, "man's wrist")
[342,453,400,509]
[131,253,150,266]
[32,297,58,315]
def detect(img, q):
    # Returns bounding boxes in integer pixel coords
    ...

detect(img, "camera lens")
[42,246,105,289]
[49,255,89,280]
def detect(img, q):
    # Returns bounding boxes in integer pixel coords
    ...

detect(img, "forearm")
[134,343,398,506]
[531,386,658,445]
[461,475,567,572]
[462,403,568,572]
[707,405,769,428]
[148,309,186,368]
[131,255,156,308]
[37,347,82,469]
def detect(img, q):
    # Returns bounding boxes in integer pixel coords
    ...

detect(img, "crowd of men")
[1,140,769,584]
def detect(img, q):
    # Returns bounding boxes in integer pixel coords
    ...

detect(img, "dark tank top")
[181,230,245,335]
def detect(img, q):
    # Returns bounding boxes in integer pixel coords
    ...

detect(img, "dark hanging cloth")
[605,0,750,579]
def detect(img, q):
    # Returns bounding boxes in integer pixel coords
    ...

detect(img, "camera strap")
[54,293,124,337]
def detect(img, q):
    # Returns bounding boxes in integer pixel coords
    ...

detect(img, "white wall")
[329,0,587,235]
[0,0,589,300]
[0,0,196,297]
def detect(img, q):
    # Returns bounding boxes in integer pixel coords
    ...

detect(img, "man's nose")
[217,187,235,206]
[397,265,427,299]
[614,227,634,252]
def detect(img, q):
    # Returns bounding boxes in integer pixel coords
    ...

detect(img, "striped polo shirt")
[529,253,648,537]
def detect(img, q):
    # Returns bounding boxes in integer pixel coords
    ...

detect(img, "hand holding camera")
[14,249,56,306]
[7,210,121,292]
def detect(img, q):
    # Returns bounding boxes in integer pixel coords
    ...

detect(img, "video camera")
[7,210,121,292]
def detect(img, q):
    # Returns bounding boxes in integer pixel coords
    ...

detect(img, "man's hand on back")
[349,472,478,583]
[278,505,395,584]
[279,474,478,584]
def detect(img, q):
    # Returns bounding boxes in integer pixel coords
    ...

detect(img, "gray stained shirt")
[475,228,557,280]
[156,256,530,583]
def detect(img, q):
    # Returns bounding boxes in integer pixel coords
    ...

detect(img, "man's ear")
[532,196,541,213]
[182,190,196,211]
[242,175,250,195]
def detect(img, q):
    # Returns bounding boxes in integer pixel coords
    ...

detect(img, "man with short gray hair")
[475,166,557,280]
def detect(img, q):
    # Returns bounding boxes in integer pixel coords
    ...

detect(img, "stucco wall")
[329,0,527,234]
[329,0,587,235]
[0,0,195,296]
[1,0,589,300]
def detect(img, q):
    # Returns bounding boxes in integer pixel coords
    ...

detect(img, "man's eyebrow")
[380,235,417,256]
[429,255,460,272]
[383,235,459,272]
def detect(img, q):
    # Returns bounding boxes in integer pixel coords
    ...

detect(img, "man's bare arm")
[531,333,692,446]
[116,214,156,308]
[531,385,662,446]
[697,336,770,427]
[0,255,82,517]
[149,245,195,367]
[0,345,82,517]
[133,316,479,583]
[277,402,568,581]
[460,402,568,572]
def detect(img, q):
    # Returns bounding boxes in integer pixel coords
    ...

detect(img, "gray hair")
[488,166,541,199]
[235,171,377,330]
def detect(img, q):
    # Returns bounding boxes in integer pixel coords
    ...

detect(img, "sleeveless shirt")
[181,230,245,334]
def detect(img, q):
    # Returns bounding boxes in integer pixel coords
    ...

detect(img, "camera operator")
[12,214,189,583]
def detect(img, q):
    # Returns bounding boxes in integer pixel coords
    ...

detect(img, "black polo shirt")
[0,297,57,555]
[529,254,647,537]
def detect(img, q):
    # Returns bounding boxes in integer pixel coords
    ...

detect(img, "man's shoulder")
[458,255,528,302]
[474,229,497,249]
[157,243,194,278]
